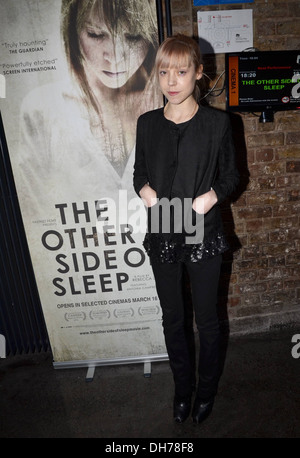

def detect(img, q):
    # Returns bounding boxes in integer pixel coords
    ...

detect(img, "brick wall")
[168,0,300,333]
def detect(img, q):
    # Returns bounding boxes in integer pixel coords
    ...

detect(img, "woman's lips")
[103,70,126,78]
[168,91,180,96]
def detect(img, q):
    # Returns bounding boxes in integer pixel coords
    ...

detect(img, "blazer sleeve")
[133,115,149,196]
[212,116,239,204]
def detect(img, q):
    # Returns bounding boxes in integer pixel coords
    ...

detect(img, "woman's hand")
[139,183,157,207]
[192,189,218,214]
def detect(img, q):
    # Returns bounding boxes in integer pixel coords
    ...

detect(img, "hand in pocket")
[139,183,157,207]
[192,189,218,214]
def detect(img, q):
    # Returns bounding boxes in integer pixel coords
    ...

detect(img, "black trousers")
[151,255,222,401]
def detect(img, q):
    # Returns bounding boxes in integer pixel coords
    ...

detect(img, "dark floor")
[0,324,300,439]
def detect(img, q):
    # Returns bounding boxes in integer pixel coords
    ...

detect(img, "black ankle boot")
[173,396,191,423]
[192,397,214,424]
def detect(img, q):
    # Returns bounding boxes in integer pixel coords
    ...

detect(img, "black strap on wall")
[165,0,173,37]
[156,0,173,43]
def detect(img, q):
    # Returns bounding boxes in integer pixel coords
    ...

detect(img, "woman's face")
[79,16,149,89]
[158,57,202,106]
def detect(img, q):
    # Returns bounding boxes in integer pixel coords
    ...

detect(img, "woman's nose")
[168,72,176,86]
[103,37,125,64]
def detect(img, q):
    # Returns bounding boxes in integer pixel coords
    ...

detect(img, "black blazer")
[133,105,239,240]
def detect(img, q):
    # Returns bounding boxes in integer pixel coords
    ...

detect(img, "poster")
[197,9,253,54]
[0,0,166,363]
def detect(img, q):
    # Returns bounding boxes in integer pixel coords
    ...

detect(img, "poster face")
[0,0,166,362]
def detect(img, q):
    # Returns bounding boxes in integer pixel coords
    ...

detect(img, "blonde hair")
[155,34,203,102]
[61,0,158,111]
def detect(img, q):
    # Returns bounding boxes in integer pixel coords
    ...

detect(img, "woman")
[18,0,160,215]
[134,35,239,424]
[61,0,160,176]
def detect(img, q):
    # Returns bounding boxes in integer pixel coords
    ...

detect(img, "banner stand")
[0,0,173,372]
[49,1,173,379]
[53,353,169,382]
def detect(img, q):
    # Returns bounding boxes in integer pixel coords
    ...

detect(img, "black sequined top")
[143,231,229,263]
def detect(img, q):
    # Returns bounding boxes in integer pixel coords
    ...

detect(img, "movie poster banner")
[0,0,167,362]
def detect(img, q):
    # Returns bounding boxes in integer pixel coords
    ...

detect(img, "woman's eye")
[124,33,143,43]
[159,70,167,76]
[178,70,186,75]
[87,30,106,40]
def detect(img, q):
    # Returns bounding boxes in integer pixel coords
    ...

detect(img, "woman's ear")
[196,64,203,81]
